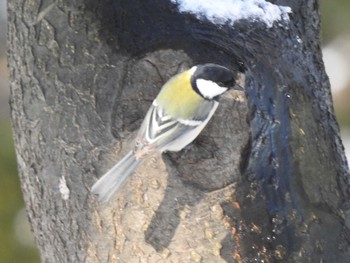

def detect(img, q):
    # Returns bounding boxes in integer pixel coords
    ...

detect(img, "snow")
[170,0,292,28]
[59,176,70,200]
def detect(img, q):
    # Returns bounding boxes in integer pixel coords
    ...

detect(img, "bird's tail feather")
[91,151,141,202]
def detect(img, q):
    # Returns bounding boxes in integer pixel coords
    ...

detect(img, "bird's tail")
[91,151,141,202]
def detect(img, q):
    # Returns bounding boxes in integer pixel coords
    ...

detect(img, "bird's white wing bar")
[161,101,219,152]
[177,118,202,126]
[145,105,178,142]
[142,103,206,151]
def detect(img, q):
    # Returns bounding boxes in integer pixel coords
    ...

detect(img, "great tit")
[91,63,242,202]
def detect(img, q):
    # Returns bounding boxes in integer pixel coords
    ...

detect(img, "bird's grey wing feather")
[137,100,218,153]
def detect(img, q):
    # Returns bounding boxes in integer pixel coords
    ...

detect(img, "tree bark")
[7,0,350,262]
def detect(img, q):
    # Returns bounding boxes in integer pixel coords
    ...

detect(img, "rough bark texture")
[7,0,350,262]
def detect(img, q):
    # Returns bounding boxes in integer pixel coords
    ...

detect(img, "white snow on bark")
[170,0,291,28]
[59,176,70,200]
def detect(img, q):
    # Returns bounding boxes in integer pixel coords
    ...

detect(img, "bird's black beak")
[232,83,244,91]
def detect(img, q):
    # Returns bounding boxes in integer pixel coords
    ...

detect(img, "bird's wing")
[136,100,218,154]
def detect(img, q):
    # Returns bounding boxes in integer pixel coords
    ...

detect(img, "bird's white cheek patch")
[196,79,228,99]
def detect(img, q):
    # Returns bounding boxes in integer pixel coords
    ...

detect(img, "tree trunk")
[7,0,350,262]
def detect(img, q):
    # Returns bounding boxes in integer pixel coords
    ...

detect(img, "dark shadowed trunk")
[7,0,350,262]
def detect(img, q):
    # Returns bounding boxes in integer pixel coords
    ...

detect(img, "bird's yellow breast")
[156,70,203,119]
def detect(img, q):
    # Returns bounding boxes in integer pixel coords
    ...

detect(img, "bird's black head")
[190,63,239,100]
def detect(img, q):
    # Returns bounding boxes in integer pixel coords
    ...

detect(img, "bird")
[91,63,243,202]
